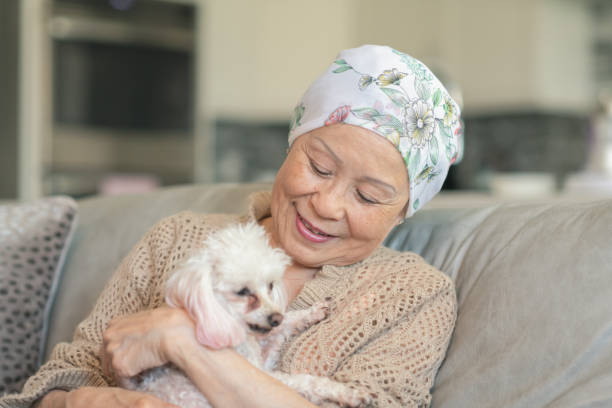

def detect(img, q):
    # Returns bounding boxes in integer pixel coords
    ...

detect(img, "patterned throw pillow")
[0,197,77,396]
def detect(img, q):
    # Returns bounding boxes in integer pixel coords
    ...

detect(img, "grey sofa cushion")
[388,199,612,407]
[0,197,77,396]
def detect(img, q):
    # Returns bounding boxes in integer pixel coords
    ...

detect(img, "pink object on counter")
[98,174,161,196]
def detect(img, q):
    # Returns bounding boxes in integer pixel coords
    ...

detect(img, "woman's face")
[268,124,410,268]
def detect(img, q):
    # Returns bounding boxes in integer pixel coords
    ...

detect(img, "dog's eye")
[236,287,251,296]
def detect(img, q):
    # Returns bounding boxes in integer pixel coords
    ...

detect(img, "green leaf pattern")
[351,107,381,121]
[290,103,305,131]
[415,79,431,101]
[392,49,434,82]
[429,135,439,165]
[380,87,409,107]
[432,89,442,107]
[372,114,402,130]
[408,149,421,185]
[333,65,353,73]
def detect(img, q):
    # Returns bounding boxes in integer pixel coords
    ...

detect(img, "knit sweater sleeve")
[0,215,180,408]
[322,260,457,408]
[335,282,455,407]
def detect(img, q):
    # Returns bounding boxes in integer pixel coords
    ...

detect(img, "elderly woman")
[2,45,462,408]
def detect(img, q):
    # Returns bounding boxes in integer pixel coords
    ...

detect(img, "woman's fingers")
[101,306,197,379]
[104,310,166,377]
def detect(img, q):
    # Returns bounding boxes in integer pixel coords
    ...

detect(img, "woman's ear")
[394,198,410,226]
[165,254,245,349]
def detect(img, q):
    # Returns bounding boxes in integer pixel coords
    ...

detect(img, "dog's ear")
[270,280,288,311]
[165,254,245,349]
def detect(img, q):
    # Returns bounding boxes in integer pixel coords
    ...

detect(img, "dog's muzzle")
[247,312,284,334]
[248,323,272,334]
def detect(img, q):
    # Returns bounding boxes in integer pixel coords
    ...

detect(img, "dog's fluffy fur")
[119,222,370,407]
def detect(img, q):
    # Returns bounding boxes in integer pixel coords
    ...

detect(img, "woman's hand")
[38,388,179,408]
[100,306,316,408]
[101,305,198,379]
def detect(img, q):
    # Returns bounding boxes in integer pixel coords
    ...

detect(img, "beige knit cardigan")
[0,192,457,408]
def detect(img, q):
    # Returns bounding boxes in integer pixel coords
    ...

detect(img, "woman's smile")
[295,208,336,243]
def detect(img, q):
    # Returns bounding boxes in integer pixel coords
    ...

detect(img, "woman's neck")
[283,263,319,305]
[258,216,319,303]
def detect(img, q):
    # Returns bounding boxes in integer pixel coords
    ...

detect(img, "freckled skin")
[264,124,410,268]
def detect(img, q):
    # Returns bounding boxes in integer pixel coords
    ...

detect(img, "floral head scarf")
[288,44,463,217]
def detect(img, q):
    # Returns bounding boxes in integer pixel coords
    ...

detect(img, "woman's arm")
[175,341,318,408]
[102,305,318,408]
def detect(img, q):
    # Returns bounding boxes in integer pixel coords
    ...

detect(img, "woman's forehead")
[302,126,409,190]
[309,125,403,160]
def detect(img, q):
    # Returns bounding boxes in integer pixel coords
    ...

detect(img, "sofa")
[2,183,612,407]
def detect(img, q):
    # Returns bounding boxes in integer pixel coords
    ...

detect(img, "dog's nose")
[268,312,283,327]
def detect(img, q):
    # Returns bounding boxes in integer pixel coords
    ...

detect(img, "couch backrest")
[388,199,612,407]
[45,184,612,407]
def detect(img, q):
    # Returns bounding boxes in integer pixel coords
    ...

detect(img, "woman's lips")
[295,212,335,243]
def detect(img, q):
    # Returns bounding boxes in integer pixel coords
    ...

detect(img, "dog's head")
[165,221,290,349]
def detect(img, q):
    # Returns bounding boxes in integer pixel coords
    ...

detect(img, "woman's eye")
[236,287,251,296]
[310,160,331,176]
[268,282,274,291]
[357,190,378,204]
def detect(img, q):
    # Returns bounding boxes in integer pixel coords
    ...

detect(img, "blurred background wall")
[0,0,20,198]
[2,0,612,200]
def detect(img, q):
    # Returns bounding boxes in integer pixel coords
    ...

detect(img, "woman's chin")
[288,246,354,268]
[283,243,327,268]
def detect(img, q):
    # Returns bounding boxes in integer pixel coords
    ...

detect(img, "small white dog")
[120,221,370,407]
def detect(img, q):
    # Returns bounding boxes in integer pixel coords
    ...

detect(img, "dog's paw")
[340,388,372,408]
[332,389,371,408]
[310,301,330,322]
[116,374,142,390]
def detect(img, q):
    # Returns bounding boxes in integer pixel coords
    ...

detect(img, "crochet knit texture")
[0,192,457,408]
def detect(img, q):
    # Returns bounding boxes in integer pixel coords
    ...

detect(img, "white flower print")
[404,99,434,148]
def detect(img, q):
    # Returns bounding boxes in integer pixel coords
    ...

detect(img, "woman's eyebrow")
[362,176,397,195]
[312,136,398,195]
[313,137,343,164]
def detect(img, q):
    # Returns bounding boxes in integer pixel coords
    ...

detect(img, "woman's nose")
[311,183,345,220]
